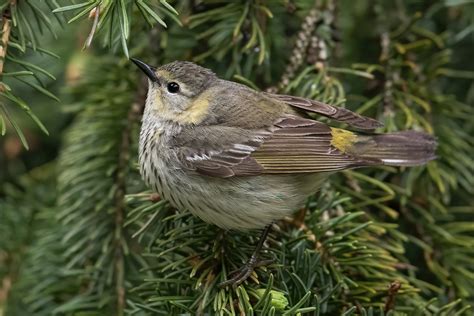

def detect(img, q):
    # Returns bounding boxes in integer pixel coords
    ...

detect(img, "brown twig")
[85,6,100,49]
[113,120,129,316]
[0,17,11,75]
[113,85,146,316]
[0,2,15,91]
[384,280,401,312]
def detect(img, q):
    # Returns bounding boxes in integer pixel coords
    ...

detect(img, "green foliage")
[0,165,69,316]
[0,0,65,148]
[1,0,473,315]
[188,1,273,65]
[53,0,178,56]
[53,58,142,315]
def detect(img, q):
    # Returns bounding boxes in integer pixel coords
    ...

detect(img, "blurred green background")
[0,1,473,315]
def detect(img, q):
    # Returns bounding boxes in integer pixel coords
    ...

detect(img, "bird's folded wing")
[177,116,376,178]
[179,132,267,178]
[268,93,383,130]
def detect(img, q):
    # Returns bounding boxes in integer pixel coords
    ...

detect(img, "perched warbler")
[132,59,436,287]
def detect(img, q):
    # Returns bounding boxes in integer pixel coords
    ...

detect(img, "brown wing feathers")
[181,134,269,177]
[183,116,373,177]
[251,116,370,173]
[350,131,436,166]
[174,89,436,177]
[269,94,383,130]
[187,139,266,177]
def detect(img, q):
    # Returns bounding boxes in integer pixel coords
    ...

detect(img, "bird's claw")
[218,257,274,289]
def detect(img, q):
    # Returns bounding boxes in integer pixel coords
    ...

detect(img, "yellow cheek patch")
[330,128,357,153]
[151,76,210,124]
[175,94,210,124]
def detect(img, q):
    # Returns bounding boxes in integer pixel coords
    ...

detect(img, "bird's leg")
[219,224,273,289]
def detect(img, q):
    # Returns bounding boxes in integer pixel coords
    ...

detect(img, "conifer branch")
[0,0,60,147]
[113,122,128,316]
[53,0,179,56]
[1,1,473,315]
[113,82,145,315]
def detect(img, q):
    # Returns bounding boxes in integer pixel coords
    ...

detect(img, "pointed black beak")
[131,58,159,83]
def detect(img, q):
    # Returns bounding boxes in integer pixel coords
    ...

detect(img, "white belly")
[142,153,326,230]
[139,120,328,230]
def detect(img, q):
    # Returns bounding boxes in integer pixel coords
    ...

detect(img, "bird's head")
[132,59,217,124]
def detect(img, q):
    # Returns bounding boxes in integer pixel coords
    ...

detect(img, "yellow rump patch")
[330,128,357,153]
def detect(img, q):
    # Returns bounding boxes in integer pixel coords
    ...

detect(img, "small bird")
[131,59,436,287]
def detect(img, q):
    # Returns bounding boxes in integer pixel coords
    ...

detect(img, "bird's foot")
[218,256,274,289]
[218,224,274,289]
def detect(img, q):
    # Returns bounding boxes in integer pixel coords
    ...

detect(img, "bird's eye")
[167,82,180,93]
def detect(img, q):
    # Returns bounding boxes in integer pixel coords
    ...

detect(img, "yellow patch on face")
[330,128,357,153]
[148,85,179,120]
[149,70,210,124]
[175,93,210,124]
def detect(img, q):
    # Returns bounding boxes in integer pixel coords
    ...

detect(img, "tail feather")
[353,131,437,167]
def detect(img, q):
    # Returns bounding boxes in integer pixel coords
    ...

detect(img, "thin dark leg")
[219,224,273,289]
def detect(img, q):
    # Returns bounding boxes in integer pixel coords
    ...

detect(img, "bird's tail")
[350,131,437,166]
